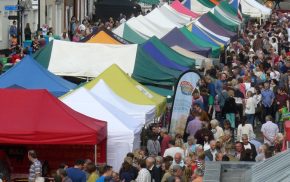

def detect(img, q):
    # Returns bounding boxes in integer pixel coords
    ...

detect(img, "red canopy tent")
[170,0,200,19]
[0,89,107,173]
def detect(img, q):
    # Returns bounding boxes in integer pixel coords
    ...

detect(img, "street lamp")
[38,0,40,30]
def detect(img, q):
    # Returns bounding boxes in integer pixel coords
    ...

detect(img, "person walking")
[222,89,237,129]
[245,91,256,126]
[9,20,17,37]
[24,23,32,40]
[28,150,42,182]
[261,82,275,123]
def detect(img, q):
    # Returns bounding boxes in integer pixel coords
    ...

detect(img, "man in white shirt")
[171,153,185,168]
[245,91,256,126]
[163,140,184,158]
[261,115,279,146]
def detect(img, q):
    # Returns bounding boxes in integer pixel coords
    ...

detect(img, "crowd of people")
[1,3,290,182]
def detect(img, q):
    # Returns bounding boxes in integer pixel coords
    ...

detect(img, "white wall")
[0,0,46,49]
[0,0,18,50]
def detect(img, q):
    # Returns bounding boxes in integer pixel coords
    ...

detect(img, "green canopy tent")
[148,36,195,68]
[197,0,216,8]
[132,46,181,87]
[33,41,53,68]
[179,27,221,58]
[217,1,242,23]
[123,24,147,44]
[137,0,160,5]
[207,12,239,32]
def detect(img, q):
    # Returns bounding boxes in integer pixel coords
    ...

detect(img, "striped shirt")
[136,168,151,182]
[29,159,42,182]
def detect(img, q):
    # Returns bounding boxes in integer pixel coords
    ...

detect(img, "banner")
[169,71,200,136]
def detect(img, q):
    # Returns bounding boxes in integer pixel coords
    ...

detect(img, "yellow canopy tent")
[83,64,166,116]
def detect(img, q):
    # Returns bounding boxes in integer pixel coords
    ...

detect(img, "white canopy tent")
[171,46,213,69]
[112,23,125,37]
[240,0,263,18]
[91,79,156,132]
[135,15,165,38]
[61,87,136,171]
[187,0,212,14]
[145,8,182,32]
[241,0,271,18]
[125,17,155,38]
[212,7,241,25]
[159,3,192,26]
[48,40,138,77]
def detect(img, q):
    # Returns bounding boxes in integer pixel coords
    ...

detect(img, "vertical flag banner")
[229,0,243,20]
[169,71,200,136]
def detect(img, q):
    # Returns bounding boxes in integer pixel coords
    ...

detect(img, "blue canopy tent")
[0,56,77,97]
[190,24,227,46]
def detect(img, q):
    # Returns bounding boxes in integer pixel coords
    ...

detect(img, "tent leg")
[94,145,97,165]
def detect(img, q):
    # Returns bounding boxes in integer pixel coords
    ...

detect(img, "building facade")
[0,0,94,50]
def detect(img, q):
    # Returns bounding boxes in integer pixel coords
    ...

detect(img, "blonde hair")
[228,89,235,97]
[276,133,284,142]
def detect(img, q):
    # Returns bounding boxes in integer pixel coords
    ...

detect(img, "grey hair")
[160,128,168,134]
[210,119,219,127]
[172,165,182,172]
[155,156,163,163]
[196,144,203,150]
[265,115,273,122]
[187,135,195,142]
[242,134,249,140]
[146,157,155,163]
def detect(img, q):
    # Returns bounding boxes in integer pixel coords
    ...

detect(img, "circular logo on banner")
[180,81,194,95]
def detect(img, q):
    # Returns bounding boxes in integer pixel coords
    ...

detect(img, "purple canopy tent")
[198,14,238,41]
[161,28,211,57]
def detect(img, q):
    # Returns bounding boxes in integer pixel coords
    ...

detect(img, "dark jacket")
[194,128,214,146]
[242,142,257,161]
[149,165,161,182]
[119,166,138,182]
[204,149,215,161]
[222,97,237,114]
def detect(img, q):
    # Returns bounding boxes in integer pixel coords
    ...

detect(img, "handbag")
[214,95,221,112]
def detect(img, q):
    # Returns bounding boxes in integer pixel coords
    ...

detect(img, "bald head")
[174,152,182,163]
[146,157,155,168]
[210,140,216,150]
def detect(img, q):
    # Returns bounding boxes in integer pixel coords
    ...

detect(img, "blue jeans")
[246,114,255,126]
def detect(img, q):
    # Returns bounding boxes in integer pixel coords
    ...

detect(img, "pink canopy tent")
[170,0,200,19]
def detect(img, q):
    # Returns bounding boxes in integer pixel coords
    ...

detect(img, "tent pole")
[94,145,97,165]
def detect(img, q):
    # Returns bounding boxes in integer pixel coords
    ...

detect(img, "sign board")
[4,5,18,11]
[169,71,200,136]
[8,15,18,20]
